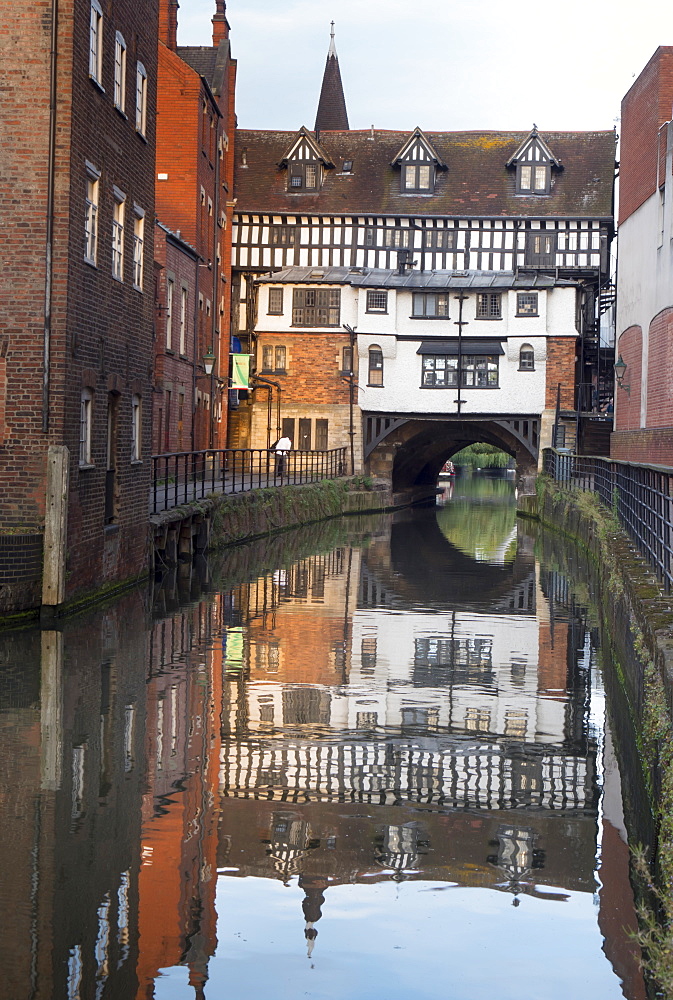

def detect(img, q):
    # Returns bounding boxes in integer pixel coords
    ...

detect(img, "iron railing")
[543,448,673,592]
[151,447,347,515]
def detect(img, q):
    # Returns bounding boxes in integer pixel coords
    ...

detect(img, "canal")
[1,476,648,999]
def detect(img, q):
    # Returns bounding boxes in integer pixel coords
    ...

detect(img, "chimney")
[159,0,179,50]
[212,0,229,46]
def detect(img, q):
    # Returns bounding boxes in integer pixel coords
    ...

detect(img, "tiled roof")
[178,39,231,98]
[234,128,616,219]
[255,266,579,290]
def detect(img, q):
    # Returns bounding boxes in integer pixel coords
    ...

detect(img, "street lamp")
[203,349,216,376]
[614,354,630,395]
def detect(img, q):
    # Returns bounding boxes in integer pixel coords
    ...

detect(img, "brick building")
[613,47,673,463]
[231,31,616,484]
[153,221,200,454]
[155,0,237,452]
[0,0,158,616]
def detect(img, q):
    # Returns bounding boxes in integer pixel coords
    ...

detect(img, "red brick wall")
[256,330,351,406]
[154,224,199,454]
[0,0,158,611]
[646,308,673,427]
[545,337,577,409]
[611,428,673,466]
[614,325,642,433]
[619,46,673,225]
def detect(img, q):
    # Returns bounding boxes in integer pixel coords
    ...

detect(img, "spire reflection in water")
[0,478,645,999]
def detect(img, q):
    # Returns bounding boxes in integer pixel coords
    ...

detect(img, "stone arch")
[365,417,539,494]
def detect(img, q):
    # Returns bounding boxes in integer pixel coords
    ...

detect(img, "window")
[402,162,433,192]
[84,164,100,264]
[366,290,388,313]
[423,230,455,250]
[476,292,501,319]
[315,419,328,450]
[517,163,550,194]
[271,226,297,246]
[261,345,286,372]
[342,159,353,173]
[292,288,340,326]
[341,345,353,374]
[525,232,557,266]
[288,160,320,190]
[422,354,499,388]
[412,292,450,318]
[114,32,126,111]
[112,189,125,280]
[421,354,457,387]
[131,394,142,461]
[135,62,147,137]
[80,388,93,465]
[89,0,103,85]
[368,346,383,386]
[166,279,174,350]
[268,288,284,314]
[519,344,535,370]
[383,229,410,249]
[517,292,538,316]
[132,209,144,290]
[179,288,187,355]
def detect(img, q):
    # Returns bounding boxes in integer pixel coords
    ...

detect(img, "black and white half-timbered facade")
[230,116,615,485]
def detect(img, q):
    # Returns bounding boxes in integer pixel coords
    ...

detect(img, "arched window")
[519,344,535,371]
[368,346,383,386]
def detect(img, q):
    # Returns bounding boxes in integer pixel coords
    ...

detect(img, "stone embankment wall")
[520,478,673,988]
[151,478,393,568]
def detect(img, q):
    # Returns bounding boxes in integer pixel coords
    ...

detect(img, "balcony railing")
[543,448,673,592]
[151,447,347,515]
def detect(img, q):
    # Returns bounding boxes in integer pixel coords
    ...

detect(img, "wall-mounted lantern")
[203,349,216,376]
[614,354,630,395]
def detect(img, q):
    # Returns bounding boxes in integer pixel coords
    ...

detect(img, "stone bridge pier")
[363,415,541,498]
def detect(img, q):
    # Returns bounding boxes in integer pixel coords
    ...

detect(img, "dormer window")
[403,162,433,192]
[507,127,562,197]
[289,160,320,190]
[392,127,447,196]
[518,163,550,194]
[280,127,334,194]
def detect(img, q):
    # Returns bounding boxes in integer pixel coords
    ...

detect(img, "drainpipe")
[250,374,281,448]
[43,0,59,433]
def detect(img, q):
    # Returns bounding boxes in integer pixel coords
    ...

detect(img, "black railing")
[151,447,347,515]
[543,448,673,592]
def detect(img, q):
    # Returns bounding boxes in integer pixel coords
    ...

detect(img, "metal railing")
[543,448,673,592]
[151,447,347,515]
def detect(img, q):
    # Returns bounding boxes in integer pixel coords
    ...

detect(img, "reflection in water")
[0,483,646,999]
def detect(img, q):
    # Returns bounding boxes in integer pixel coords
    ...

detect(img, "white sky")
[178,0,673,134]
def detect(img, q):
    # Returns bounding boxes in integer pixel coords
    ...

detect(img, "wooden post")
[42,445,69,608]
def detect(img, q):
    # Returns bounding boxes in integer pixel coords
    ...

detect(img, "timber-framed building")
[229,31,616,485]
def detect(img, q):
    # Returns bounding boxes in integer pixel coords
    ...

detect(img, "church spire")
[314,22,349,133]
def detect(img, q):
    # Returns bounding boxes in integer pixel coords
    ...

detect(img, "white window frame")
[84,161,100,265]
[131,393,142,462]
[132,206,144,290]
[135,62,147,137]
[89,0,103,86]
[112,187,125,280]
[179,287,187,355]
[80,388,93,465]
[114,32,126,112]
[166,278,174,350]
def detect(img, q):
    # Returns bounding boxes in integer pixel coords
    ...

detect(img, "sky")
[177,0,673,135]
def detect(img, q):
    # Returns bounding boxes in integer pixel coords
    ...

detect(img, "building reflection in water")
[0,505,645,999]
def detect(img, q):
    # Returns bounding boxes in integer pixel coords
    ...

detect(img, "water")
[0,476,647,999]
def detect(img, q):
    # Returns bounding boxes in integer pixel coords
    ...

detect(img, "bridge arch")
[363,415,539,493]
